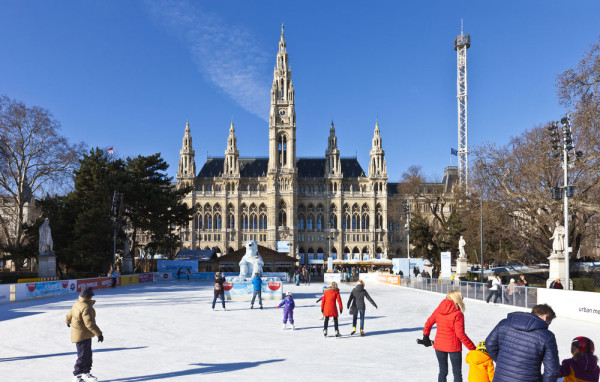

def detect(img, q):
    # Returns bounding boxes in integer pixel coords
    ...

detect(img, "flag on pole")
[108,147,114,155]
[450,148,458,156]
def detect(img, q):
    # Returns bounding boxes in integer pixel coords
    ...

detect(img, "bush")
[572,278,595,292]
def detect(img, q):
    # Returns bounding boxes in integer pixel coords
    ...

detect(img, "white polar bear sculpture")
[239,241,264,278]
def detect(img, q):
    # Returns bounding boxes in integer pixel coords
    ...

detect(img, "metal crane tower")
[454,23,471,187]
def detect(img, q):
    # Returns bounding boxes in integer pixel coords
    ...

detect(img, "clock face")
[278,109,286,116]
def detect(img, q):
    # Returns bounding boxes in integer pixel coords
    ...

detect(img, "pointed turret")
[177,121,196,188]
[325,120,342,177]
[224,120,240,176]
[368,120,387,178]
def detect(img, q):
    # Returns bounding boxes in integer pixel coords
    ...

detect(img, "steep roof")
[196,157,365,178]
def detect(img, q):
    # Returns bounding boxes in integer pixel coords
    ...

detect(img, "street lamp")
[547,114,581,290]
[403,199,411,275]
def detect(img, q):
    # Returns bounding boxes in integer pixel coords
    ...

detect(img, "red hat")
[572,337,595,354]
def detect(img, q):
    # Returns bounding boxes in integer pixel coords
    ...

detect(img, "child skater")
[560,336,599,382]
[277,291,296,330]
[316,285,327,320]
[66,286,103,382]
[465,341,495,382]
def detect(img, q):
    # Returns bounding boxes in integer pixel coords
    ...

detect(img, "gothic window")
[196,214,202,230]
[242,214,249,230]
[330,213,337,229]
[278,135,287,166]
[316,214,323,231]
[250,214,258,230]
[351,216,357,230]
[307,215,314,231]
[228,214,235,229]
[214,214,222,230]
[298,215,305,231]
[362,215,370,230]
[343,214,351,230]
[260,214,267,230]
[206,214,213,230]
[278,201,287,227]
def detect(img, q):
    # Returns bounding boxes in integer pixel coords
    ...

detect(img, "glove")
[316,299,320,303]
[67,323,70,327]
[276,306,280,309]
[416,334,432,347]
[98,335,104,343]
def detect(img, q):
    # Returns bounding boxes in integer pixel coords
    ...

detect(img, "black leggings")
[324,316,339,331]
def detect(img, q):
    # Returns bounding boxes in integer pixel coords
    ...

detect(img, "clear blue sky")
[1,1,599,183]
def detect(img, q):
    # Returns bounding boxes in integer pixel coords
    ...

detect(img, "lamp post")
[403,199,411,275]
[480,197,484,283]
[548,115,582,290]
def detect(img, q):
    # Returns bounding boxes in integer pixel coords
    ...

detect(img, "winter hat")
[572,336,595,354]
[510,278,515,283]
[286,291,292,297]
[80,286,94,298]
[476,341,487,352]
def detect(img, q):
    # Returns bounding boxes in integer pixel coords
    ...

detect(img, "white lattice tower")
[454,24,470,187]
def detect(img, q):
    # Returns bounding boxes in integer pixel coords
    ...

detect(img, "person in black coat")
[346,280,378,336]
[212,272,226,310]
[485,304,560,381]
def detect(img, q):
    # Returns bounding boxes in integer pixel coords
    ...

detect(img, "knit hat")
[572,336,595,354]
[80,286,94,298]
[476,341,487,352]
[286,291,292,297]
[510,278,515,283]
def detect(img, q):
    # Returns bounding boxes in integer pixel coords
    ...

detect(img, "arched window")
[278,134,287,166]
[206,214,212,230]
[260,214,267,230]
[242,214,249,230]
[214,214,222,230]
[351,216,357,230]
[228,213,235,229]
[316,214,323,231]
[250,214,258,230]
[298,215,305,231]
[196,214,202,230]
[344,214,351,230]
[307,215,314,231]
[330,213,337,229]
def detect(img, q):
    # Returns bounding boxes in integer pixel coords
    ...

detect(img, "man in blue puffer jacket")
[485,304,560,382]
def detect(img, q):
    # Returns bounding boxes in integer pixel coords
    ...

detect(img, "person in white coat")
[486,274,502,304]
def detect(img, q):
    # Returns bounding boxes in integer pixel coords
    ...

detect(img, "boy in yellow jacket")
[66,286,103,382]
[466,341,495,382]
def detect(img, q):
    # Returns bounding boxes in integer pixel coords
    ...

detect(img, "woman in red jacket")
[417,289,476,382]
[321,281,343,337]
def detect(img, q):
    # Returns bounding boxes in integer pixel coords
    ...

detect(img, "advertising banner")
[120,275,139,286]
[154,272,172,281]
[224,280,283,301]
[392,258,425,277]
[377,274,401,286]
[18,280,74,299]
[324,273,341,284]
[157,260,198,273]
[440,252,452,278]
[0,284,10,303]
[538,288,600,324]
[77,277,115,292]
[276,241,290,252]
[138,273,153,283]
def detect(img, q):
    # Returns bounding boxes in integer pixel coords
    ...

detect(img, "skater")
[485,304,560,381]
[66,286,103,382]
[347,280,378,336]
[417,289,476,382]
[250,273,263,309]
[321,281,343,337]
[186,268,191,280]
[559,336,599,382]
[111,269,117,288]
[177,267,182,280]
[277,291,296,330]
[486,274,501,304]
[212,271,226,310]
[316,285,327,320]
[465,341,495,382]
[550,278,564,289]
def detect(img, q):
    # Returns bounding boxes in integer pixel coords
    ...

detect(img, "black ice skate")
[335,330,341,338]
[323,328,327,337]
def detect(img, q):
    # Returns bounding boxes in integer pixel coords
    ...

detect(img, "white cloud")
[145,0,271,120]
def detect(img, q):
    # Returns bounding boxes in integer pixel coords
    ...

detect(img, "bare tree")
[0,96,84,266]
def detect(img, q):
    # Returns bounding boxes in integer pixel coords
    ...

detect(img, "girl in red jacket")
[321,281,343,337]
[418,289,476,382]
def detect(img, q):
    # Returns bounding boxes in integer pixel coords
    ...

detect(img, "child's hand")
[276,306,280,309]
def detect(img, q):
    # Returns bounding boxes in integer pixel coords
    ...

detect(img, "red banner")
[77,277,116,292]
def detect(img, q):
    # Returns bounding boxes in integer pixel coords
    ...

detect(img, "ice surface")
[0,281,596,381]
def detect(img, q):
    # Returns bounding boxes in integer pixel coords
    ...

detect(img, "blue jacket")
[485,312,560,382]
[277,296,295,313]
[252,276,262,291]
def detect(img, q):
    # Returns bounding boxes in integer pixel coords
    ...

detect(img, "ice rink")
[1,280,597,381]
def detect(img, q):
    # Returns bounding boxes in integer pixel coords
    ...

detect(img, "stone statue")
[458,236,466,259]
[239,241,263,278]
[550,221,566,255]
[38,218,53,254]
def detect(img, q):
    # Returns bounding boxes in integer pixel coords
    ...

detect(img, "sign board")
[440,252,452,278]
[276,241,290,252]
[0,284,10,303]
[392,258,424,277]
[157,260,198,273]
[537,288,600,324]
[327,256,333,270]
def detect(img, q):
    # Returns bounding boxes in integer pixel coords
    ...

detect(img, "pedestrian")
[516,274,528,306]
[212,271,226,311]
[516,274,528,287]
[485,303,560,381]
[250,273,263,309]
[417,289,476,382]
[277,291,296,330]
[302,267,308,285]
[465,341,495,382]
[66,286,103,382]
[295,268,301,286]
[559,336,599,382]
[186,268,191,280]
[550,278,564,289]
[177,267,181,280]
[347,280,378,336]
[486,274,502,304]
[111,270,117,288]
[321,281,343,337]
[507,278,517,305]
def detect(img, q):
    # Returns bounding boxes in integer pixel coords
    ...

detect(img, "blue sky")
[1,1,599,183]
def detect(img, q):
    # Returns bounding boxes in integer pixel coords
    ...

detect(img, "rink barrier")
[17,277,59,283]
[0,273,154,304]
[154,272,290,282]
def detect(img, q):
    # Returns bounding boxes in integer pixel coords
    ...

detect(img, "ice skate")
[335,330,341,338]
[81,373,98,382]
[282,323,287,330]
[72,375,84,382]
[323,328,327,337]
[360,330,366,336]
[260,305,263,310]
[250,305,253,309]
[292,324,295,330]
[351,327,356,335]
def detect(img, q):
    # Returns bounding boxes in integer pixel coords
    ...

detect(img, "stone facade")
[175,27,456,266]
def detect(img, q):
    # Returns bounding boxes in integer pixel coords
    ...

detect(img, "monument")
[456,235,468,277]
[547,221,571,288]
[37,218,57,277]
[122,236,133,274]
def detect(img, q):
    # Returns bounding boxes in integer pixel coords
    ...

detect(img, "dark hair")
[531,304,556,321]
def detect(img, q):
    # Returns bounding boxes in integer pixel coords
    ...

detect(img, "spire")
[177,121,196,187]
[279,22,286,51]
[325,120,341,177]
[369,119,387,178]
[224,120,239,176]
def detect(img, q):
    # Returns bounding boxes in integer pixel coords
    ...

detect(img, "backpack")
[487,279,493,288]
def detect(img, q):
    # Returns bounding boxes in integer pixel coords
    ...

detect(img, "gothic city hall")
[175,27,454,269]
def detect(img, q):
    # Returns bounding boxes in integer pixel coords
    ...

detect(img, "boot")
[323,328,327,337]
[360,330,366,336]
[282,323,287,330]
[292,324,295,330]
[351,327,356,335]
[335,330,341,337]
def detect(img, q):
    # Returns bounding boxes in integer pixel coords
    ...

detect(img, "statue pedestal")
[456,258,468,277]
[122,257,133,274]
[38,253,57,278]
[547,253,572,288]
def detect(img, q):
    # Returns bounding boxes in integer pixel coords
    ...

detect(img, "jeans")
[352,308,365,330]
[486,289,500,303]
[74,338,93,375]
[212,291,225,309]
[435,349,462,382]
[251,290,262,306]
